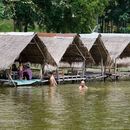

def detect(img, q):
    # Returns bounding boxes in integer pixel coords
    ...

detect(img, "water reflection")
[0,82,130,129]
[48,87,57,101]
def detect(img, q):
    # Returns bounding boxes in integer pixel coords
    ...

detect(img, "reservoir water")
[0,81,130,130]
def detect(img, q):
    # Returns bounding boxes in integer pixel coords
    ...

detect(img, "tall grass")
[0,19,13,32]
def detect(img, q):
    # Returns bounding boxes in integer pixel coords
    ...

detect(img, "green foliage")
[3,0,39,31]
[1,0,109,32]
[99,0,130,33]
[0,20,13,31]
[0,1,5,19]
[33,0,108,33]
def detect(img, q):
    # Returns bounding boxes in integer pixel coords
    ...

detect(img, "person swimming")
[49,71,57,87]
[79,80,88,90]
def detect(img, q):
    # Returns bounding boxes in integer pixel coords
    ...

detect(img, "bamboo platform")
[57,75,86,83]
[0,72,130,87]
[0,79,48,86]
[57,73,107,83]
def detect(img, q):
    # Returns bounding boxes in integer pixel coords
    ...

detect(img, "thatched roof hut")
[0,32,56,70]
[101,33,130,60]
[80,33,110,65]
[38,33,94,66]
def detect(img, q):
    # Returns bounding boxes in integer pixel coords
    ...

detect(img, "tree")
[99,0,130,33]
[2,0,108,33]
[0,1,4,19]
[33,0,108,33]
[3,0,38,32]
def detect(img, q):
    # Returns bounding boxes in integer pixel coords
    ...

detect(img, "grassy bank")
[0,19,43,32]
[0,19,13,32]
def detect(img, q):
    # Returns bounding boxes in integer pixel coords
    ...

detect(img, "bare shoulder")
[79,86,82,90]
[85,86,88,89]
[79,86,88,90]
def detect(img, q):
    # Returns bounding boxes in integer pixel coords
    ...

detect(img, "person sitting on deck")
[12,64,18,72]
[23,63,32,80]
[79,80,88,90]
[11,64,18,79]
[49,71,57,87]
[18,63,23,80]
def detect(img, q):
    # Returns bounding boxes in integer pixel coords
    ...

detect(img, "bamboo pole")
[101,58,104,75]
[34,37,47,81]
[8,73,16,87]
[114,58,117,80]
[82,60,86,78]
[114,58,117,74]
[40,64,43,80]
[34,38,46,60]
[56,67,60,84]
[74,44,86,61]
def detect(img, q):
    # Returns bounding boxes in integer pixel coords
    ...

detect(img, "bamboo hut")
[0,32,57,86]
[101,33,130,73]
[38,33,94,80]
[0,32,56,70]
[79,33,110,76]
[38,33,94,66]
[79,33,110,65]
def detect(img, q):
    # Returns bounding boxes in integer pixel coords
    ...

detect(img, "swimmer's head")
[80,80,85,87]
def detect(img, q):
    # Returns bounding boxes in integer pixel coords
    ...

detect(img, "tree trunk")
[13,19,16,32]
[18,21,23,32]
[24,23,28,32]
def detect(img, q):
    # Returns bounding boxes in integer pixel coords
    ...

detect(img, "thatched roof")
[38,33,94,66]
[0,32,56,70]
[38,33,77,37]
[80,33,110,65]
[117,40,130,66]
[117,57,130,67]
[101,33,130,60]
[59,62,84,68]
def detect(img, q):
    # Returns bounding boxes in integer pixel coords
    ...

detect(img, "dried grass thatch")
[117,57,130,67]
[101,33,130,67]
[80,33,110,65]
[38,33,94,66]
[0,32,56,70]
[101,33,130,60]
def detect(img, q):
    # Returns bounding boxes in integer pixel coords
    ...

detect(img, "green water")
[0,81,130,130]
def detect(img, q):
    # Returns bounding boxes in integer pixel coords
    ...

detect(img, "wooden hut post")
[101,58,104,76]
[39,66,42,80]
[8,68,16,87]
[56,66,60,84]
[82,60,86,78]
[114,58,118,80]
[114,58,117,74]
[40,64,44,80]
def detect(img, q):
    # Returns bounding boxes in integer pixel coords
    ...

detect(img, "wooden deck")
[0,71,130,87]
[57,73,107,83]
[58,75,86,82]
